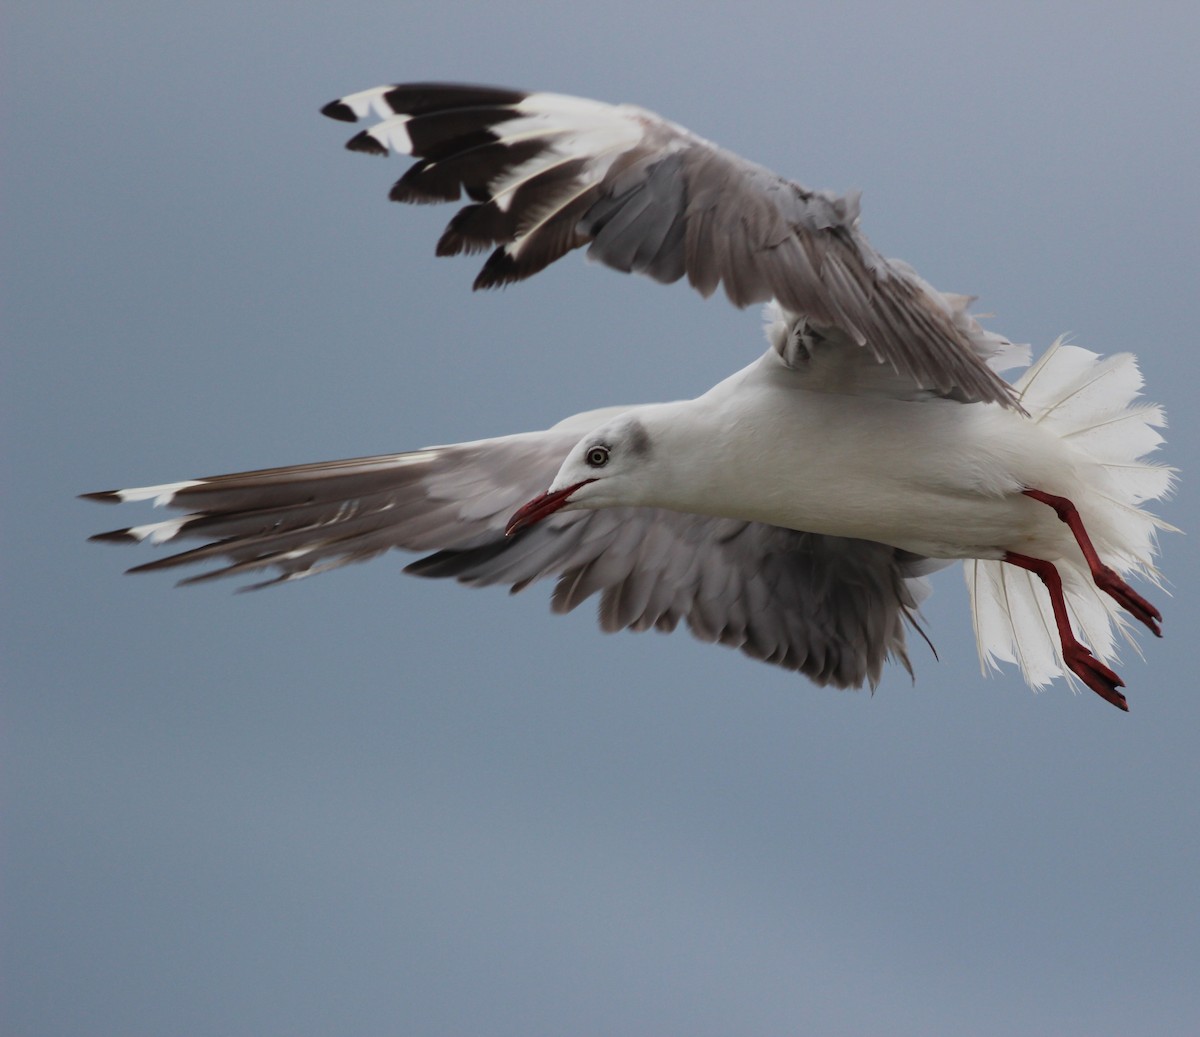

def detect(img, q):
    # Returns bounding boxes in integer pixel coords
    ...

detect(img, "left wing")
[322,81,1019,407]
[85,422,940,688]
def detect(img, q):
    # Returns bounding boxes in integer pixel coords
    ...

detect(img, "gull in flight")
[86,82,1175,709]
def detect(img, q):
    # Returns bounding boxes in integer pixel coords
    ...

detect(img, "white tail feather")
[967,338,1176,690]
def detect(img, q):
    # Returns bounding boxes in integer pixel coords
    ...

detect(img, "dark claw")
[1064,642,1129,711]
[1095,565,1163,637]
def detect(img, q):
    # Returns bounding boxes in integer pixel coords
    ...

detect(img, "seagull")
[86,82,1175,710]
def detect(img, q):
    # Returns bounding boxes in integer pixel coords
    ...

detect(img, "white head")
[506,413,660,535]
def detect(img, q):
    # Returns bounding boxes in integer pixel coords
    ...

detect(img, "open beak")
[505,480,592,536]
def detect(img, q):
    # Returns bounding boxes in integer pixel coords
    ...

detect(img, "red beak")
[505,480,593,536]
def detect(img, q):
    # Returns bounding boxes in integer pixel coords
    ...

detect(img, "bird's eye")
[585,445,610,468]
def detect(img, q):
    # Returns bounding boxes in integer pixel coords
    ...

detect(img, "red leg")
[1023,488,1162,637]
[1004,551,1129,711]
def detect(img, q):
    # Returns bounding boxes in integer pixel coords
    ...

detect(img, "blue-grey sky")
[6,3,1199,1035]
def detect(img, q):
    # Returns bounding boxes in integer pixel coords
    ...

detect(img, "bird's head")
[506,414,657,535]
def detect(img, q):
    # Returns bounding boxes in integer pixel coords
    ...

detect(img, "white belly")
[680,387,1087,561]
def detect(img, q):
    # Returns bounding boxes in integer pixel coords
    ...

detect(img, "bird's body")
[86,81,1174,708]
[596,354,1068,560]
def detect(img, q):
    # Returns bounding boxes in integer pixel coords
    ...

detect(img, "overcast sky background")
[6,3,1200,1035]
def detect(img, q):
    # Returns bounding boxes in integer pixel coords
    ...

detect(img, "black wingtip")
[473,247,521,290]
[321,98,358,123]
[345,129,388,156]
[389,173,461,205]
[89,527,137,544]
[79,490,121,504]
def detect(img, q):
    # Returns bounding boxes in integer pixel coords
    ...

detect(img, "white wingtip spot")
[115,480,203,507]
[126,517,190,544]
[367,115,413,154]
[337,86,397,120]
